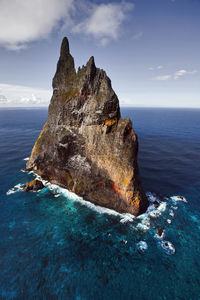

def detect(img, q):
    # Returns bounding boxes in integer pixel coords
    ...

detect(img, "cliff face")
[26,37,148,216]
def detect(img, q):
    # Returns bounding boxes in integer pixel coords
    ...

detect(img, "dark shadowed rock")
[26,37,148,216]
[157,227,164,237]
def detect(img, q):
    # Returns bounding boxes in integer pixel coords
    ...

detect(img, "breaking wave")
[6,184,23,195]
[7,172,188,256]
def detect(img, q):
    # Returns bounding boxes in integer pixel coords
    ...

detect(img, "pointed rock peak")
[86,56,96,69]
[85,56,96,79]
[60,37,70,57]
[52,37,75,90]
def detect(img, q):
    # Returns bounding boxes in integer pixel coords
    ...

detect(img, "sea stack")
[26,37,148,216]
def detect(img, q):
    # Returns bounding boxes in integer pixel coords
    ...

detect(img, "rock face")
[26,37,148,216]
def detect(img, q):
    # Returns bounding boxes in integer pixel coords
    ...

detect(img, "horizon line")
[1,106,200,110]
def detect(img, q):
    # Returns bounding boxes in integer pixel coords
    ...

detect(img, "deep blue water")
[0,107,200,299]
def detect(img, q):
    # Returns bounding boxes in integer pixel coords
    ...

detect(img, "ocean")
[0,107,199,299]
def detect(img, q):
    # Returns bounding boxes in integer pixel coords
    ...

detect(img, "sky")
[0,0,199,108]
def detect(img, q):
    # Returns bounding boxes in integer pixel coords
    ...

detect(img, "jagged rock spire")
[60,37,70,57]
[52,37,75,90]
[86,56,95,68]
[85,56,96,80]
[27,37,148,216]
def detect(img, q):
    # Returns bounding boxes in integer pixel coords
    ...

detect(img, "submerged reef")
[26,37,148,216]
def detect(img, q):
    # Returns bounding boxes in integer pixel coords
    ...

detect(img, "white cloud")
[149,65,163,71]
[153,69,197,81]
[73,2,134,45]
[174,69,197,80]
[174,69,187,80]
[0,0,134,50]
[0,0,74,50]
[0,83,51,106]
[154,75,171,81]
[19,94,44,105]
[0,94,8,104]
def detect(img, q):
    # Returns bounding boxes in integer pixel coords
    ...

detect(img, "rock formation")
[26,37,148,216]
[23,179,44,192]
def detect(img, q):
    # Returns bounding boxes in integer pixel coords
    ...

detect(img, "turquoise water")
[0,108,200,299]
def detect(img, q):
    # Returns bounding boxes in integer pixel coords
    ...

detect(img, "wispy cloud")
[0,83,51,106]
[153,69,197,81]
[149,65,163,71]
[73,2,134,45]
[174,69,197,80]
[153,75,171,81]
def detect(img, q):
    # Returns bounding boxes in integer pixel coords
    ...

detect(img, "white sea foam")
[136,241,148,252]
[171,206,178,210]
[121,239,128,244]
[157,202,167,212]
[16,172,182,236]
[167,219,172,224]
[6,184,23,195]
[48,187,168,230]
[149,210,162,218]
[136,223,150,232]
[169,210,175,218]
[133,193,168,232]
[32,177,163,228]
[29,174,139,222]
[6,189,16,195]
[146,204,156,213]
[136,214,151,232]
[170,196,187,203]
[146,193,165,217]
[154,230,165,240]
[14,184,22,188]
[36,178,129,219]
[160,240,175,255]
[120,214,135,223]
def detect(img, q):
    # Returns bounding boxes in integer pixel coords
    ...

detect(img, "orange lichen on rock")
[123,179,130,185]
[31,122,47,155]
[26,179,37,187]
[91,192,110,204]
[105,119,116,126]
[133,191,140,209]
[112,183,119,194]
